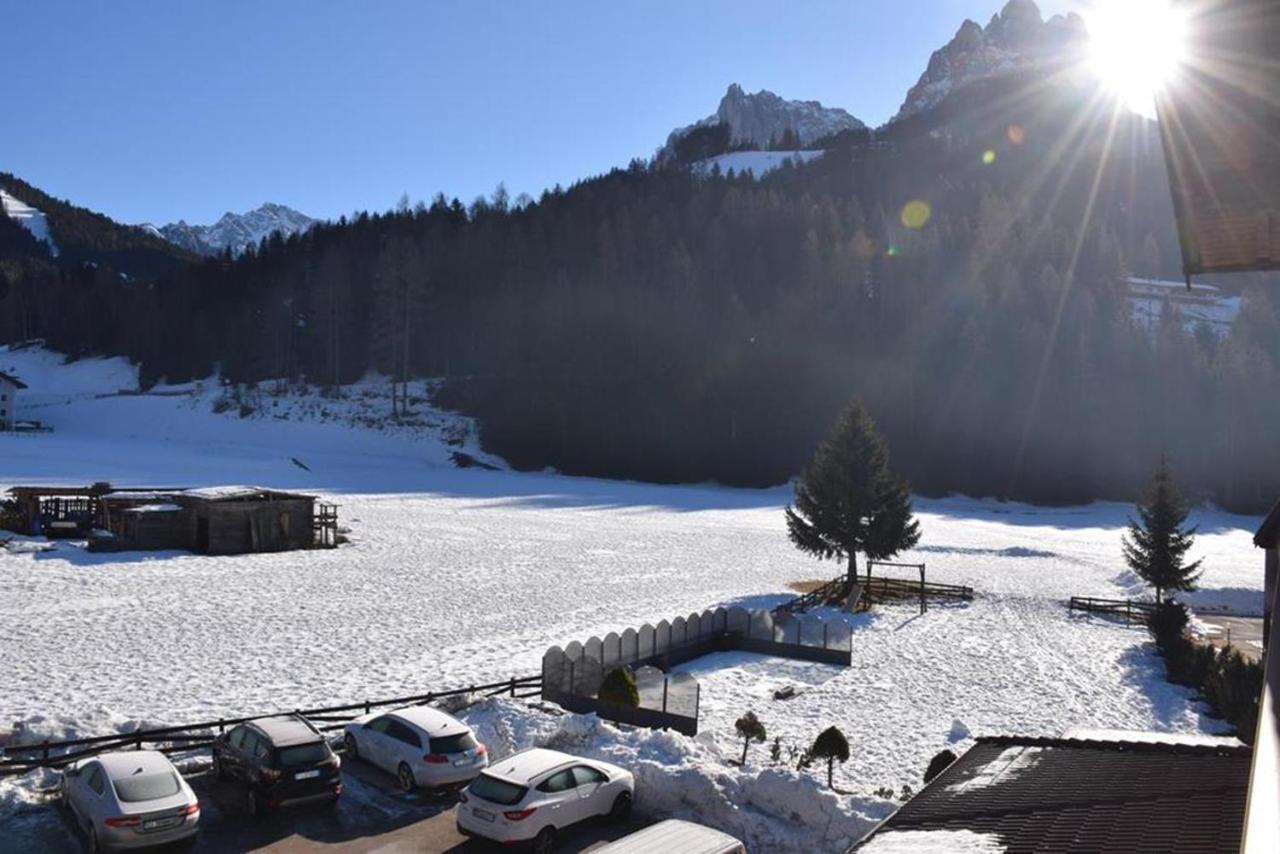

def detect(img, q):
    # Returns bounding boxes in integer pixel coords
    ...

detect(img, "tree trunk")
[827,757,834,789]
[847,550,858,586]
[741,738,749,765]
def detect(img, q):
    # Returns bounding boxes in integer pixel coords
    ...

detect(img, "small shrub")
[873,786,895,799]
[734,711,767,765]
[597,667,639,707]
[211,395,233,414]
[923,749,957,784]
[809,726,850,789]
[899,784,914,801]
[769,737,782,765]
[238,403,256,418]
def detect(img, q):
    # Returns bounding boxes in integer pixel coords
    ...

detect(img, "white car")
[60,750,200,852]
[594,819,746,854]
[343,704,487,791]
[456,748,634,853]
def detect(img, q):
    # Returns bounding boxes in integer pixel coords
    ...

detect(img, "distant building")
[0,370,27,431]
[852,734,1250,853]
[1126,276,1241,338]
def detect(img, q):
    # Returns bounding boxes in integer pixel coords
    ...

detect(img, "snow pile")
[0,189,58,256]
[860,828,1007,853]
[459,698,895,850]
[692,150,823,179]
[1060,727,1244,748]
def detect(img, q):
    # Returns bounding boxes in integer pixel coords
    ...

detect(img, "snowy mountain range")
[665,83,866,155]
[143,203,316,256]
[893,0,1087,121]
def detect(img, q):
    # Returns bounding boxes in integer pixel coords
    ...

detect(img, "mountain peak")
[893,0,1085,122]
[664,84,865,156]
[152,203,316,256]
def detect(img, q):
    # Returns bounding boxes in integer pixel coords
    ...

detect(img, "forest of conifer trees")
[4,91,1280,513]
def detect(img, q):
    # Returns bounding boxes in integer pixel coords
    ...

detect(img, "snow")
[859,829,1007,853]
[1127,277,1240,338]
[128,503,180,513]
[0,344,1267,847]
[693,150,823,179]
[0,189,58,256]
[1060,727,1244,748]
[944,746,1041,792]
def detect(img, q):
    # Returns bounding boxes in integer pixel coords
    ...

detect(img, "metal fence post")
[662,678,669,713]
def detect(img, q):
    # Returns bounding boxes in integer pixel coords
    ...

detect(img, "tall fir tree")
[1122,456,1203,604]
[786,398,921,585]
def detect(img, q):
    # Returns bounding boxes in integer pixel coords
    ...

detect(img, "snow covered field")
[0,346,1267,847]
[0,189,57,256]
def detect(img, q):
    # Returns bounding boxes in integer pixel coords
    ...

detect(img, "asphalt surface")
[1198,615,1265,662]
[35,757,652,853]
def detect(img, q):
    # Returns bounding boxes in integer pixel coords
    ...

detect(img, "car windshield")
[113,771,181,803]
[277,742,330,767]
[430,732,477,754]
[468,773,527,806]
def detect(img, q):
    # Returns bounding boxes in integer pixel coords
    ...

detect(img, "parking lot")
[28,758,651,853]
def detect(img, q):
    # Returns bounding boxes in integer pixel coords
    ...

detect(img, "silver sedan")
[61,750,200,852]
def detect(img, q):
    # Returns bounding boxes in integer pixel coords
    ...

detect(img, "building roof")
[178,485,314,502]
[0,370,26,389]
[852,735,1251,853]
[1254,498,1280,548]
[594,819,743,854]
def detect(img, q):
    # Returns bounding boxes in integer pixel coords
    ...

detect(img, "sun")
[1085,0,1188,117]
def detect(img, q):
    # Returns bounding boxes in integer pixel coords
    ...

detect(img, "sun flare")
[1086,0,1187,117]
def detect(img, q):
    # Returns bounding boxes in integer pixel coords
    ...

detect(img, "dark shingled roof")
[1254,498,1280,548]
[0,370,27,389]
[853,735,1251,853]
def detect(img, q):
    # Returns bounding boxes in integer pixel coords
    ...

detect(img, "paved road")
[34,759,651,853]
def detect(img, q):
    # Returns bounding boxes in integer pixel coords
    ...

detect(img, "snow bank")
[459,698,895,851]
[0,189,58,256]
[859,828,1007,853]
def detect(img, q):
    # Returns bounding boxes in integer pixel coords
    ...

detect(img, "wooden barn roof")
[1155,0,1280,279]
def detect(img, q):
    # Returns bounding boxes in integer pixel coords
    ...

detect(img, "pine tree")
[597,667,639,707]
[809,726,849,789]
[786,398,921,585]
[1122,457,1203,604]
[734,711,767,765]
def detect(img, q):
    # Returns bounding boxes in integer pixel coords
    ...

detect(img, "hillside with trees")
[3,80,1279,512]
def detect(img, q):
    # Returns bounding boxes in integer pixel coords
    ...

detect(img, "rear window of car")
[430,732,476,754]
[468,773,527,806]
[113,771,181,803]
[277,741,330,767]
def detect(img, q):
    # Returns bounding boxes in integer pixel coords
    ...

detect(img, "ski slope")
[0,346,1265,823]
[0,189,58,256]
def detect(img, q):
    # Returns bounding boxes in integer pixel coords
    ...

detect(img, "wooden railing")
[0,674,542,776]
[1067,596,1156,623]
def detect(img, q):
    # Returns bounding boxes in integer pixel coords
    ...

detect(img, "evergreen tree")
[786,399,920,585]
[597,667,639,707]
[1122,457,1203,603]
[809,726,849,789]
[734,711,767,765]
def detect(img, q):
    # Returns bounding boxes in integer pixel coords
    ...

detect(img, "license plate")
[453,757,473,767]
[295,769,321,780]
[143,818,177,830]
[473,807,495,822]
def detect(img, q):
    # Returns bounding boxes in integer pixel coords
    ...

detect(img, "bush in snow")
[923,749,957,784]
[734,711,767,765]
[597,667,639,707]
[809,726,850,789]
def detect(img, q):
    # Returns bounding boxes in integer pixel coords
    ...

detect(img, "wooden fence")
[0,675,541,777]
[863,576,974,603]
[1067,596,1156,624]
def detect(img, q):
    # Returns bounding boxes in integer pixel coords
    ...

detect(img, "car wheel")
[609,791,632,822]
[532,826,557,854]
[246,787,262,817]
[397,762,416,793]
[343,733,359,759]
[212,751,228,781]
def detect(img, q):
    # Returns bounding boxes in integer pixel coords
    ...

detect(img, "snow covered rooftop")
[854,735,1251,852]
[123,503,181,514]
[177,485,313,501]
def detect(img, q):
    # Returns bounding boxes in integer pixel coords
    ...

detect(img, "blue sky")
[6,0,1079,225]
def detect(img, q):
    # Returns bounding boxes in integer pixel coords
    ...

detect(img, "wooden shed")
[174,486,317,555]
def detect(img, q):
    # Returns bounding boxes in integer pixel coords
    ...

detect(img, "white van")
[595,818,746,854]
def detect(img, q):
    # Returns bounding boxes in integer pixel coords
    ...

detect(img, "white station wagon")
[343,704,487,791]
[456,748,634,853]
[61,750,200,852]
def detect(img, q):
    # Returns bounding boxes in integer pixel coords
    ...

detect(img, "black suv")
[211,714,342,815]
